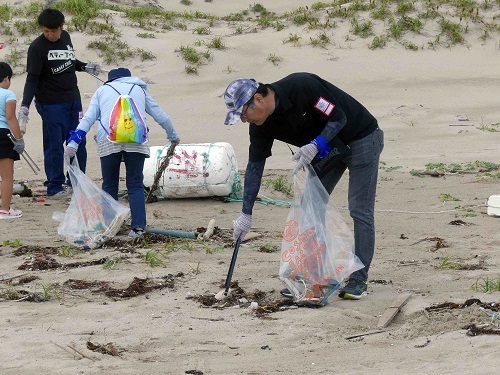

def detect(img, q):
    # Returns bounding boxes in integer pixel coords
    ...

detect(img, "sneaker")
[280,288,293,298]
[47,191,69,200]
[0,207,23,219]
[128,228,145,239]
[338,278,368,300]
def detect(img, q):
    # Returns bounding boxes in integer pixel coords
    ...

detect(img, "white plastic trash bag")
[53,159,130,249]
[279,165,364,305]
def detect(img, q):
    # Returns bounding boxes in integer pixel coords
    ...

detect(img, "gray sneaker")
[47,191,69,200]
[338,278,368,300]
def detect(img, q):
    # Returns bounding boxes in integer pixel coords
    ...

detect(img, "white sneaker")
[128,228,145,238]
[0,207,23,219]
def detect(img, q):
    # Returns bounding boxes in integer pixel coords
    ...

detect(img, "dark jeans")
[36,101,87,196]
[320,128,384,281]
[100,151,146,230]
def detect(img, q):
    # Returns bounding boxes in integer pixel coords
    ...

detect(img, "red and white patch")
[314,97,335,116]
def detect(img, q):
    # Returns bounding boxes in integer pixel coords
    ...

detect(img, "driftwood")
[145,143,177,203]
[377,293,412,328]
[51,341,95,361]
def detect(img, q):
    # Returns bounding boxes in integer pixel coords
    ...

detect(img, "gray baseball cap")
[223,79,259,125]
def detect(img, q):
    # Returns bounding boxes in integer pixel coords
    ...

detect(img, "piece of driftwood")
[377,293,412,328]
[0,273,28,283]
[344,329,385,340]
[242,231,263,242]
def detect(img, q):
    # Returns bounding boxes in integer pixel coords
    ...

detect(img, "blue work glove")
[233,212,252,241]
[12,137,25,154]
[17,105,29,134]
[68,129,87,145]
[84,62,101,76]
[292,143,318,174]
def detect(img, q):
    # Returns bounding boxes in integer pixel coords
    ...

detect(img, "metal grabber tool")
[8,133,41,175]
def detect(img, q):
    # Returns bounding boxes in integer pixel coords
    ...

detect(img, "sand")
[1,1,499,374]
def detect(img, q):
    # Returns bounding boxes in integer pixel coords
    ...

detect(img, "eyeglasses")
[241,98,254,118]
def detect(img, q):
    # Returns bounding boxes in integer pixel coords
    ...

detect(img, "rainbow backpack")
[100,83,148,144]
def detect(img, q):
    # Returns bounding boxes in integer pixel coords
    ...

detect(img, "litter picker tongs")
[7,133,41,175]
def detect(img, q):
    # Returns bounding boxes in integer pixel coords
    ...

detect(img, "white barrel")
[487,195,500,217]
[144,142,239,198]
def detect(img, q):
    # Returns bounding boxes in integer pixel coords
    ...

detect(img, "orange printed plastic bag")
[279,165,363,306]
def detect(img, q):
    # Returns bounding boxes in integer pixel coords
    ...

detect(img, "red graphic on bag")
[282,227,329,284]
[282,219,299,242]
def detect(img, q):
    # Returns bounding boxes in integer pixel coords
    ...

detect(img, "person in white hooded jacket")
[64,68,180,238]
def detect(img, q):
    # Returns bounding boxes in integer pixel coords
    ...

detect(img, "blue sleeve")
[320,115,347,143]
[242,159,266,215]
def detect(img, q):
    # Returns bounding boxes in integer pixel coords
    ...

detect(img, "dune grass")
[0,1,498,72]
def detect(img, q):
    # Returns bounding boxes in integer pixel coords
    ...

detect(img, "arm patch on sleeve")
[314,96,335,116]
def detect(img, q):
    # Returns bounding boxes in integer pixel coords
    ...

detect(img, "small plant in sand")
[439,18,464,45]
[283,33,301,46]
[193,26,210,35]
[439,193,461,202]
[264,175,293,197]
[181,239,194,252]
[438,256,459,270]
[2,239,22,247]
[86,21,121,37]
[370,34,388,49]
[222,65,235,73]
[3,47,22,68]
[266,53,282,66]
[207,37,227,50]
[137,32,156,38]
[185,65,198,75]
[472,276,500,293]
[351,17,373,38]
[205,245,224,254]
[58,246,82,258]
[137,48,156,61]
[144,250,166,267]
[258,243,280,253]
[310,32,330,48]
[477,121,500,132]
[35,283,60,301]
[180,0,193,6]
[103,254,124,270]
[402,40,419,50]
[13,19,38,35]
[87,36,134,64]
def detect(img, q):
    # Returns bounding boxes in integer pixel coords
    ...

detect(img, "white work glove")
[84,62,101,76]
[233,212,252,241]
[64,141,78,163]
[292,143,318,174]
[18,105,29,134]
[12,137,25,154]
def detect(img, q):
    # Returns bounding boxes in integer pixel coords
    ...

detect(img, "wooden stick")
[68,343,95,361]
[146,144,177,203]
[0,273,28,283]
[51,341,84,359]
[377,293,412,328]
[344,329,385,340]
